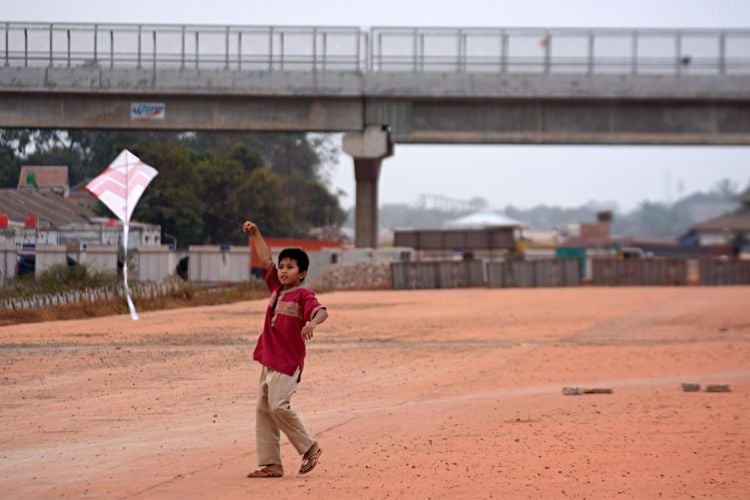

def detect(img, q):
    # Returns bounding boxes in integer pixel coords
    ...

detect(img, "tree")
[67,130,182,185]
[284,173,347,235]
[123,141,207,247]
[0,128,347,245]
[713,178,739,200]
[0,130,31,187]
[468,196,489,211]
[234,167,294,237]
[195,153,247,244]
[618,201,692,238]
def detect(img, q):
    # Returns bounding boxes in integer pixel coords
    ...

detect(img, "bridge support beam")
[343,126,393,248]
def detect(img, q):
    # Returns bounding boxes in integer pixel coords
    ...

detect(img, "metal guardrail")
[391,260,485,289]
[486,259,581,288]
[0,281,183,311]
[2,22,750,75]
[699,258,750,285]
[1,23,367,71]
[591,258,689,286]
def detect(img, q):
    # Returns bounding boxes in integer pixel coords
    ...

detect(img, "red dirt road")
[1,287,749,499]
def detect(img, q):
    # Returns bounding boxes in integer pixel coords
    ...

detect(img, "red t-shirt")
[252,262,325,380]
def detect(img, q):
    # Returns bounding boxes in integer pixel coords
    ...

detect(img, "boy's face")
[278,257,306,288]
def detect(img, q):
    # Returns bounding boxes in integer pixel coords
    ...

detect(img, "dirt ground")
[1,286,749,499]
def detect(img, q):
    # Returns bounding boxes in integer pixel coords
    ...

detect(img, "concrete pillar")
[343,126,393,248]
[353,158,382,249]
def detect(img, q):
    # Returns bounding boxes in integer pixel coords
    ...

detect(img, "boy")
[242,220,327,478]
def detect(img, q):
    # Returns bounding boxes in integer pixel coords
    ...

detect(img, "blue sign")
[131,102,166,120]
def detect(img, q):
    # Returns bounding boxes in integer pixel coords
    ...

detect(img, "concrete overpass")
[2,23,750,246]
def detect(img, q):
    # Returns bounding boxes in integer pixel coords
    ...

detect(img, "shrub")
[37,263,118,293]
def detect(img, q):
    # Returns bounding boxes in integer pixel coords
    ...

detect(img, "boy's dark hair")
[278,248,310,279]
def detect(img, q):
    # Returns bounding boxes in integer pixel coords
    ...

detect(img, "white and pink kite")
[86,149,158,320]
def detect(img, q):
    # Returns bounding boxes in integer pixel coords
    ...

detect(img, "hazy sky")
[4,0,750,211]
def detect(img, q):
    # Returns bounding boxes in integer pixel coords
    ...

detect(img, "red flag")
[24,213,37,228]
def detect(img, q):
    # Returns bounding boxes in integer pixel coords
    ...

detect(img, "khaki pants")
[256,365,315,466]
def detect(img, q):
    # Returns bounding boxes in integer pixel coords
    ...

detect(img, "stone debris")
[0,281,182,311]
[311,261,392,291]
[562,386,613,396]
[705,384,731,393]
[681,383,701,392]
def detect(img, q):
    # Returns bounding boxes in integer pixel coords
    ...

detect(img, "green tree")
[125,142,206,247]
[234,167,294,237]
[1,128,346,245]
[67,130,182,185]
[0,130,31,187]
[195,154,245,244]
[713,178,739,200]
[285,173,347,234]
[622,201,692,238]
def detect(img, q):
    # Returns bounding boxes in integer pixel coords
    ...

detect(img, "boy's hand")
[242,221,258,235]
[301,321,316,341]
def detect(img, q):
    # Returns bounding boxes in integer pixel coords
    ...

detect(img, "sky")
[4,0,750,212]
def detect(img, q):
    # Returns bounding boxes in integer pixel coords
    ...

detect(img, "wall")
[0,245,15,283]
[391,260,485,289]
[699,258,750,285]
[137,246,177,282]
[35,245,67,276]
[77,246,118,274]
[591,258,688,286]
[487,259,581,288]
[188,245,248,283]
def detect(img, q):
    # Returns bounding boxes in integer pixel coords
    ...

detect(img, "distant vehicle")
[619,247,649,259]
[15,254,79,277]
[16,254,35,277]
[176,256,189,281]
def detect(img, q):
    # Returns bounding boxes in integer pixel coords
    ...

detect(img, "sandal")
[247,466,283,478]
[299,446,322,475]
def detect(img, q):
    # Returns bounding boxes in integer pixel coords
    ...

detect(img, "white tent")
[445,210,525,229]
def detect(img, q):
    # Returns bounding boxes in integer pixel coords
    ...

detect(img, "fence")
[0,281,182,311]
[0,245,14,284]
[391,260,485,289]
[487,259,581,288]
[591,258,688,286]
[3,22,749,75]
[699,258,750,285]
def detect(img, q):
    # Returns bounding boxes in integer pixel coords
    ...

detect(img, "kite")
[86,149,158,321]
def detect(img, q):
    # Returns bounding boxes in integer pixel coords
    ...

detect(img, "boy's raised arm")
[243,220,272,268]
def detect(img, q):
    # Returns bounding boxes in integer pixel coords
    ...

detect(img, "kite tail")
[123,223,139,321]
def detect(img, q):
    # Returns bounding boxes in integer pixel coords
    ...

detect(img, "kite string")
[149,187,330,236]
[150,188,245,227]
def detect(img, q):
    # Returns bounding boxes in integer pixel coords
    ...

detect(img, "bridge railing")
[1,22,366,71]
[2,22,750,75]
[370,27,750,75]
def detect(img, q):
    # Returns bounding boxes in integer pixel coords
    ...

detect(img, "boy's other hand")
[301,321,315,341]
[242,221,258,235]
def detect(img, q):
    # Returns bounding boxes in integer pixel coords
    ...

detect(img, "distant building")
[560,211,614,248]
[394,211,523,261]
[679,185,750,250]
[0,188,91,229]
[68,179,99,211]
[18,166,70,197]
[0,189,161,250]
